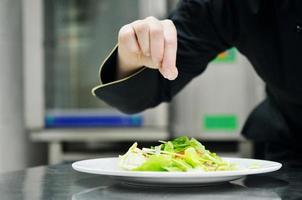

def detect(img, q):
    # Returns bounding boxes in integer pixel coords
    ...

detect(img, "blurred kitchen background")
[0,0,265,173]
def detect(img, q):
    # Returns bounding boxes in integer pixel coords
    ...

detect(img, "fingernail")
[169,68,175,77]
[170,68,178,80]
[169,74,176,80]
[163,72,171,80]
[166,76,172,80]
[168,72,175,80]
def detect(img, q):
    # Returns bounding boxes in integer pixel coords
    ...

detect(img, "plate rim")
[72,157,282,178]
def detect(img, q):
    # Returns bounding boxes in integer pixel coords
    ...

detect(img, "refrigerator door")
[25,0,169,129]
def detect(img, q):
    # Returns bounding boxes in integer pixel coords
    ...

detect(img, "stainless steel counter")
[0,163,301,200]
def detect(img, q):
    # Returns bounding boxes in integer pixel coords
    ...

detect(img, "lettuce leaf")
[119,136,237,172]
[134,155,172,171]
[184,147,201,167]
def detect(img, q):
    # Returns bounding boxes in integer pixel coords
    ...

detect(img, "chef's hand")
[117,16,178,80]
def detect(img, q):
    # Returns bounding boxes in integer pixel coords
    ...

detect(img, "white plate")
[72,157,282,186]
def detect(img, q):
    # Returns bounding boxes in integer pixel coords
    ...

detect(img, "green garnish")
[118,136,237,172]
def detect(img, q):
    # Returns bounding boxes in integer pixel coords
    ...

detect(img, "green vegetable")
[134,155,172,171]
[189,138,205,153]
[163,141,174,152]
[184,147,201,167]
[172,158,192,171]
[170,136,191,152]
[118,136,237,172]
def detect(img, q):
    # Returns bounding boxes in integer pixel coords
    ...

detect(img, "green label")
[212,48,236,63]
[203,115,238,132]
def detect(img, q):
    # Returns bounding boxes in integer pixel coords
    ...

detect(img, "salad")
[119,136,237,172]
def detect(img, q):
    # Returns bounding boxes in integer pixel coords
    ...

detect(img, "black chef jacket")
[92,0,302,165]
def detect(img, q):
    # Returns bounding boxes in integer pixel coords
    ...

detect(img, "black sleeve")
[92,0,242,114]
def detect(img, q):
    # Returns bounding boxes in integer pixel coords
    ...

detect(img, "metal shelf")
[30,127,168,164]
[31,127,168,142]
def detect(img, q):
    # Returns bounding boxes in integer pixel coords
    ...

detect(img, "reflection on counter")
[72,183,281,200]
[2,163,301,200]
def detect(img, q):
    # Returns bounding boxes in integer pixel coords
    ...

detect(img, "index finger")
[161,20,178,80]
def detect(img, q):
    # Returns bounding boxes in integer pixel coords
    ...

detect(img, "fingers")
[118,24,140,54]
[148,17,164,68]
[118,17,178,80]
[161,19,178,80]
[132,20,150,56]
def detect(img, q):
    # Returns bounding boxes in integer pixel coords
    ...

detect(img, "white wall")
[0,0,46,172]
[0,0,27,172]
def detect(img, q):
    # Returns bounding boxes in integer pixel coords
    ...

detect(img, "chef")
[92,0,302,166]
